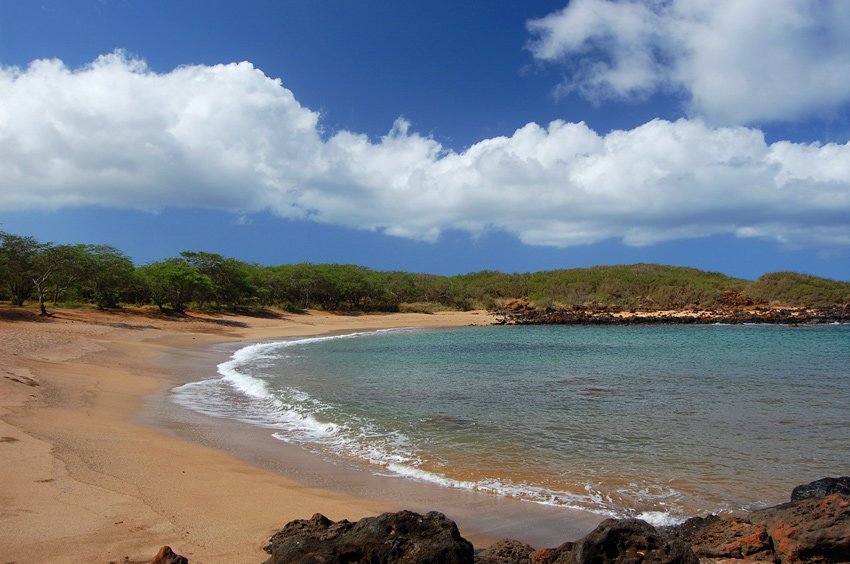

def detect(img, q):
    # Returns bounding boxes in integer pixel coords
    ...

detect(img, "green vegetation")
[526,264,750,309]
[1,230,848,314]
[743,272,850,308]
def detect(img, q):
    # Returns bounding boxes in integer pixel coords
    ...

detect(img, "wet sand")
[144,339,600,548]
[0,306,598,563]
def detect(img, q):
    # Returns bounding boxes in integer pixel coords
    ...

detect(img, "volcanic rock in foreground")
[476,520,698,563]
[564,518,698,564]
[665,514,774,561]
[151,545,188,564]
[475,538,535,563]
[260,477,850,564]
[666,476,850,563]
[262,510,474,564]
[749,493,850,563]
[791,477,850,501]
[263,512,699,564]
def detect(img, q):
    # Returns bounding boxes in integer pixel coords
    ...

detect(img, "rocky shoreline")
[493,300,850,326]
[151,477,850,563]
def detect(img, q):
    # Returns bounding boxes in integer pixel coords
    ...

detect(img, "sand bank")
[1,307,600,563]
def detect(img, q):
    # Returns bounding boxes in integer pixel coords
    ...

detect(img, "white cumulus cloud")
[527,0,850,125]
[1,52,850,249]
[0,52,325,213]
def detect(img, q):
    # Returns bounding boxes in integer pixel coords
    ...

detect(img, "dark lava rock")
[151,545,189,564]
[476,539,535,563]
[749,493,850,563]
[561,518,698,564]
[263,510,474,564]
[529,542,573,563]
[791,477,850,501]
[666,514,774,561]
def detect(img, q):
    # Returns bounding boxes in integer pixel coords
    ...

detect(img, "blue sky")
[1,0,849,280]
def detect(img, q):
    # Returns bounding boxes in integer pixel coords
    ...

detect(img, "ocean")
[172,323,850,526]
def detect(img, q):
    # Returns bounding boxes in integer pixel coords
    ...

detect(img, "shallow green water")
[174,323,850,524]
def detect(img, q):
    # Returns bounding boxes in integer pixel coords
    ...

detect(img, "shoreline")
[142,331,602,550]
[494,302,850,326]
[0,306,596,562]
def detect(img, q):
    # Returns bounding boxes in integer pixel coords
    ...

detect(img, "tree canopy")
[1,231,848,313]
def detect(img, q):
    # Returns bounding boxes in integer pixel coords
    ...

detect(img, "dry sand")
[0,307,498,563]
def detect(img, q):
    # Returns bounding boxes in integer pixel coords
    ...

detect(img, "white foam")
[363,460,689,525]
[179,372,689,523]
[635,511,686,527]
[178,328,419,415]
[375,461,632,519]
[173,326,691,526]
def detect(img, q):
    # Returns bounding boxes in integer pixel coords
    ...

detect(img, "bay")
[173,323,850,525]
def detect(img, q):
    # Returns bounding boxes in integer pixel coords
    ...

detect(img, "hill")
[2,231,849,315]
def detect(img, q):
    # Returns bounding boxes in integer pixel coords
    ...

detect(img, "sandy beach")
[0,306,539,563]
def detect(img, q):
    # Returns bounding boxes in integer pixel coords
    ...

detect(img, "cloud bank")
[1,52,849,249]
[527,0,850,125]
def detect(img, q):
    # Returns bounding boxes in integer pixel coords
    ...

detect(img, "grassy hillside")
[743,272,850,308]
[522,264,748,309]
[452,264,849,311]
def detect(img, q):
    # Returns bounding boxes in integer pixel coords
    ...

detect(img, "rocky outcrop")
[476,519,699,563]
[264,512,701,564]
[494,305,850,326]
[262,510,474,564]
[564,518,698,564]
[151,545,189,564]
[475,538,535,563]
[528,541,574,563]
[665,477,850,563]
[666,515,774,561]
[791,477,850,501]
[258,478,849,564]
[749,493,850,563]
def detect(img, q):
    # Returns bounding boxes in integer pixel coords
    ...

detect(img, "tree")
[0,232,47,306]
[46,245,91,305]
[179,251,258,307]
[282,263,322,309]
[82,245,135,309]
[332,264,374,309]
[137,259,212,313]
[30,245,68,316]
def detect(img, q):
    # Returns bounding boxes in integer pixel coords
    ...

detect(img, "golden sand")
[0,307,495,563]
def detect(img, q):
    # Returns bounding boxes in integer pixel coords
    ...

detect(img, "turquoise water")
[173,324,850,525]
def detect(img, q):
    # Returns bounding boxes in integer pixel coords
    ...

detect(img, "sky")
[1,0,849,280]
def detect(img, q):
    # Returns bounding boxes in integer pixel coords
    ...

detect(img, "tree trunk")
[33,278,51,316]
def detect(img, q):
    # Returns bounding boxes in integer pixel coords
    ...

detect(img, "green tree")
[309,264,372,310]
[180,251,258,307]
[0,232,47,306]
[44,245,90,305]
[137,259,212,313]
[255,265,300,309]
[333,264,375,309]
[283,264,322,309]
[82,245,136,309]
[31,244,80,316]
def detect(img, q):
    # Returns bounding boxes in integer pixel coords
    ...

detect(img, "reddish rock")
[529,542,573,563]
[667,515,774,561]
[563,518,699,563]
[749,493,850,563]
[151,545,188,564]
[476,538,535,563]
